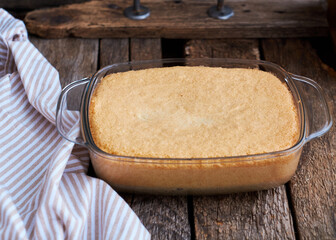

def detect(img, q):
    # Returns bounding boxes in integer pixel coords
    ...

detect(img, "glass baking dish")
[56,58,332,195]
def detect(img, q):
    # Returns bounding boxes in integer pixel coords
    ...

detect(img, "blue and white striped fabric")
[0,9,150,240]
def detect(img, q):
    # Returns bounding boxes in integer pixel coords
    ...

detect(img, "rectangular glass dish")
[56,58,332,195]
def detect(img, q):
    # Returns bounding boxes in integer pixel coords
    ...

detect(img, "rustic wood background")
[3,0,336,239]
[28,36,336,239]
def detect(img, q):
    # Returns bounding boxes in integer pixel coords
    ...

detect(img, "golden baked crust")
[89,66,299,158]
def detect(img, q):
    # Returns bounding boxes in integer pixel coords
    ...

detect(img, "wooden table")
[30,36,335,239]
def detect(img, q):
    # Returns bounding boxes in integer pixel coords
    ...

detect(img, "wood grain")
[24,0,328,39]
[261,38,336,239]
[100,38,129,68]
[185,39,260,60]
[30,37,98,87]
[30,37,98,109]
[130,38,162,61]
[185,39,296,240]
[132,195,191,240]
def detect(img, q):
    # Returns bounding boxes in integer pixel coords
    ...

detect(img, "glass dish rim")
[80,57,306,162]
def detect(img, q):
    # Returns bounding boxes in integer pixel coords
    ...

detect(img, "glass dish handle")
[56,77,90,145]
[291,74,333,142]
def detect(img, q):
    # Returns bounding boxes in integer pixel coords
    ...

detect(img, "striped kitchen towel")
[0,9,150,240]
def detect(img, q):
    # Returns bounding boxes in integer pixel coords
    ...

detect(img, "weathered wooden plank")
[128,38,191,240]
[30,37,98,110]
[30,37,98,87]
[185,39,260,59]
[194,189,295,240]
[261,38,336,239]
[100,38,129,68]
[132,195,191,240]
[24,0,328,39]
[130,38,162,61]
[185,39,296,240]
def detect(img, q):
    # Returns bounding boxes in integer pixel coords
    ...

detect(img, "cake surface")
[89,66,299,158]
